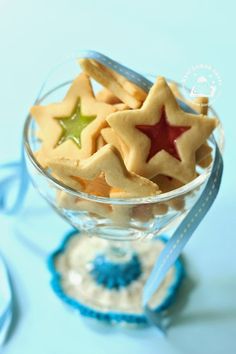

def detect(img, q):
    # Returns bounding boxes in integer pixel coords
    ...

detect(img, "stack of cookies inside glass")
[30,58,218,222]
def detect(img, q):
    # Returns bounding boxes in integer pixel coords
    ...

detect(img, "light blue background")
[0,0,235,353]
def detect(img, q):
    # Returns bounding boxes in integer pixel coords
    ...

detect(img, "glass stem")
[105,240,133,263]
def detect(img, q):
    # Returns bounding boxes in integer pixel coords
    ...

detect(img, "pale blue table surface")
[0,0,235,353]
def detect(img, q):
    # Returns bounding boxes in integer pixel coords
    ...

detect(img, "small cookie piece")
[56,190,112,216]
[47,144,161,198]
[107,76,218,183]
[96,87,131,111]
[101,127,128,159]
[96,88,121,105]
[151,175,186,211]
[193,97,209,115]
[169,82,212,167]
[152,175,184,192]
[195,143,212,167]
[95,135,106,151]
[79,58,147,109]
[196,144,212,168]
[30,73,116,166]
[34,148,48,168]
[113,103,130,111]
[197,154,213,168]
[57,191,131,225]
[132,204,154,222]
[168,196,185,211]
[152,203,169,216]
[110,65,147,101]
[72,174,111,197]
[169,82,209,115]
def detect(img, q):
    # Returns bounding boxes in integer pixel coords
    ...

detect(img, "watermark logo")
[181,64,222,106]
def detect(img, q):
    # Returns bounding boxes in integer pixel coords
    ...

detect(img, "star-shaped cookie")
[107,77,218,183]
[47,144,160,198]
[30,73,116,167]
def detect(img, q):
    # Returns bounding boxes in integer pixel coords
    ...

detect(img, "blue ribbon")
[0,143,29,215]
[0,255,13,346]
[143,140,223,302]
[0,50,223,331]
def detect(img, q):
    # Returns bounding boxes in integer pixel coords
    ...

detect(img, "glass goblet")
[23,71,223,325]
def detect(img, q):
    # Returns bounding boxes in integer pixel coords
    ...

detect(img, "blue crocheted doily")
[48,229,185,325]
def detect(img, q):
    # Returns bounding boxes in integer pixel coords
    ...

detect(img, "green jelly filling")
[57,102,96,148]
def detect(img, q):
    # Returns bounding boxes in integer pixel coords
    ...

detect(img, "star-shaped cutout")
[30,73,116,167]
[136,108,191,162]
[58,102,96,148]
[107,77,218,183]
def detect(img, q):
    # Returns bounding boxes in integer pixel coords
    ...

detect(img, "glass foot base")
[48,230,184,325]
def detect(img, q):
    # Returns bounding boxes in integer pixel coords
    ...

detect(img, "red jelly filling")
[136,107,190,162]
